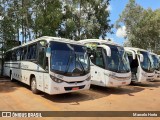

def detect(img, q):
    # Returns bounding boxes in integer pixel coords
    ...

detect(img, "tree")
[116,0,160,53]
[138,9,160,53]
[58,0,112,40]
[32,0,63,38]
[116,0,144,47]
[0,0,112,51]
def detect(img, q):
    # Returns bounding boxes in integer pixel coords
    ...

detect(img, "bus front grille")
[66,81,84,84]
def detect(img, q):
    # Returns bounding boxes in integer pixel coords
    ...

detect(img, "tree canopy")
[0,0,112,50]
[116,0,160,54]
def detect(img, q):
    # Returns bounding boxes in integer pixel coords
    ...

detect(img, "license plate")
[122,82,126,84]
[72,87,79,90]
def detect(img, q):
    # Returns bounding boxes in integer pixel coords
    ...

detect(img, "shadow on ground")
[41,84,144,103]
[0,81,18,93]
[2,78,159,103]
[0,77,30,93]
[131,81,160,88]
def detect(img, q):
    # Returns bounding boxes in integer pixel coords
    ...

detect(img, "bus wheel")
[31,77,40,94]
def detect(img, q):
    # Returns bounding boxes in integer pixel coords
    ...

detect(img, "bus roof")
[79,39,121,47]
[6,36,83,52]
[150,52,158,56]
[124,47,149,53]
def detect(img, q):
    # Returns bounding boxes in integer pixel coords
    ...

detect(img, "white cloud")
[106,5,112,11]
[116,26,127,38]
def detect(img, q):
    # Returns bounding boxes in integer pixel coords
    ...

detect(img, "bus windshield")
[104,44,130,73]
[140,51,154,72]
[151,54,160,71]
[50,41,90,76]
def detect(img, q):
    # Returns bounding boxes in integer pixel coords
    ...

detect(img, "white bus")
[3,36,91,95]
[79,39,131,87]
[150,52,160,80]
[125,47,155,82]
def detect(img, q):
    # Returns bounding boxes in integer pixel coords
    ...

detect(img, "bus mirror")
[132,53,136,60]
[107,49,111,57]
[46,47,51,57]
[90,55,94,59]
[98,45,111,57]
[105,47,111,57]
[139,54,144,62]
[125,49,135,59]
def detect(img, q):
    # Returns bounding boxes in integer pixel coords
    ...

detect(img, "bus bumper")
[107,78,131,87]
[48,80,90,95]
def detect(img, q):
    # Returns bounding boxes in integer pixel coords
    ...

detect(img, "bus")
[79,39,131,87]
[3,36,91,95]
[125,47,155,82]
[150,52,160,80]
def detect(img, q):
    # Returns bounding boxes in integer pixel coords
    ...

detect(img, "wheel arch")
[30,74,36,86]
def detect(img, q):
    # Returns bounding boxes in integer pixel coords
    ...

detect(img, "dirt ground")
[0,77,160,120]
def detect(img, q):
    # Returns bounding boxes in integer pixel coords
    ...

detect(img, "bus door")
[90,47,106,86]
[37,41,48,91]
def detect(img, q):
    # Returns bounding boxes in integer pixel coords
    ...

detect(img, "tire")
[31,77,40,94]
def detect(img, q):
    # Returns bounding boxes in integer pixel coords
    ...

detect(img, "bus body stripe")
[4,66,48,73]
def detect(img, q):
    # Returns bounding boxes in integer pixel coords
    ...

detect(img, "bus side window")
[21,47,27,60]
[38,40,48,70]
[12,50,16,61]
[32,45,37,59]
[16,49,21,61]
[27,44,37,60]
[91,48,105,69]
[45,57,48,71]
[5,52,11,61]
[38,47,45,67]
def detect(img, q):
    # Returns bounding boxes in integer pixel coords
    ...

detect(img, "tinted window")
[50,41,90,76]
[11,50,16,61]
[140,51,154,72]
[38,40,47,69]
[21,47,27,60]
[5,51,11,61]
[91,48,105,68]
[27,44,37,60]
[16,49,21,61]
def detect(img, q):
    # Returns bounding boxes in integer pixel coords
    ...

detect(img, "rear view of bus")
[80,39,131,87]
[125,47,155,82]
[150,53,160,80]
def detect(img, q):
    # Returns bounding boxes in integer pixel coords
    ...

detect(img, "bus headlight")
[50,75,64,83]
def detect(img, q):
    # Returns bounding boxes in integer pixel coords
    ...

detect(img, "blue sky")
[107,0,160,45]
